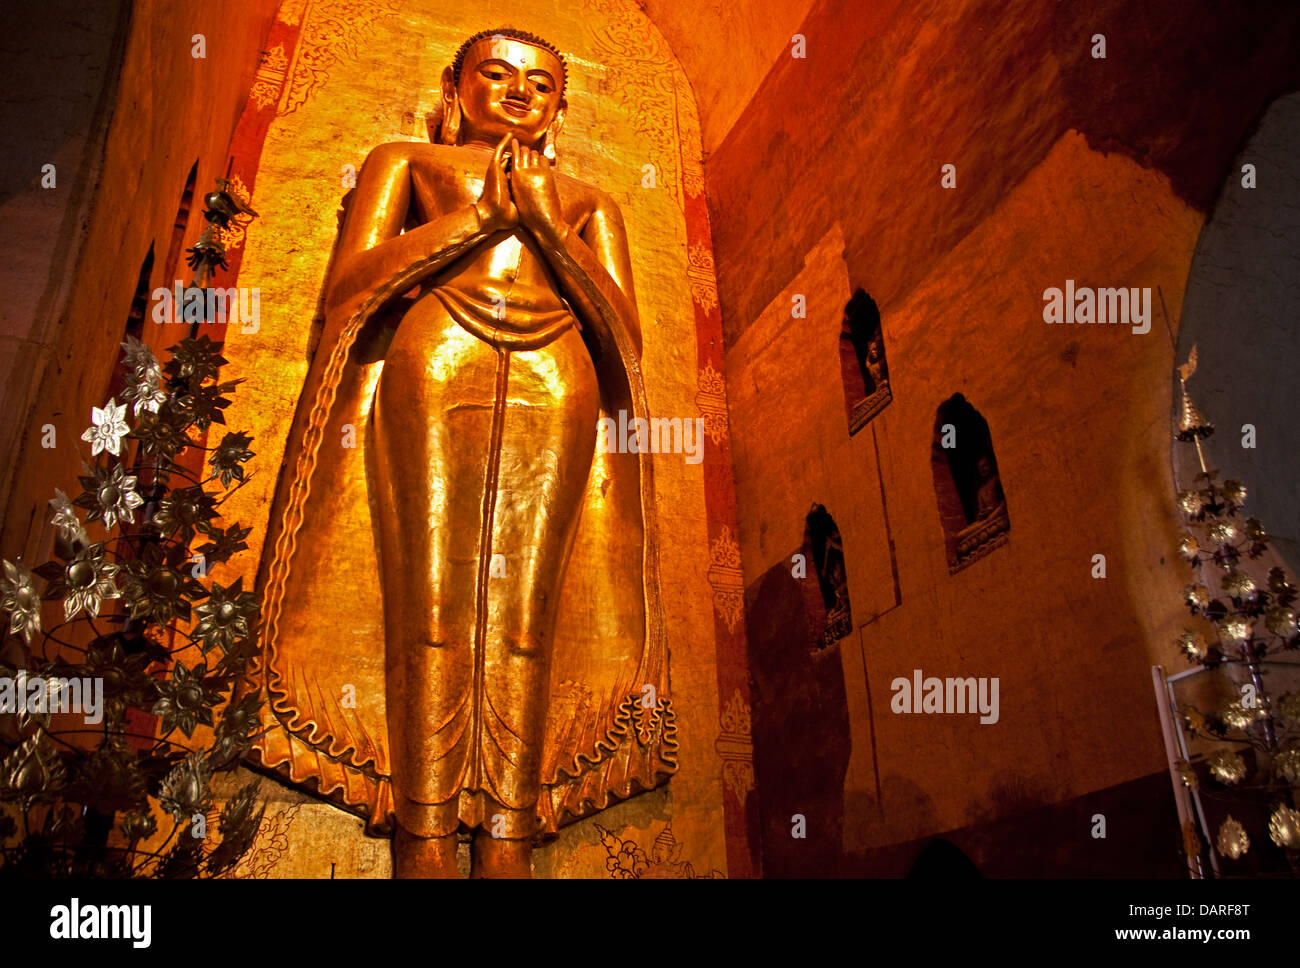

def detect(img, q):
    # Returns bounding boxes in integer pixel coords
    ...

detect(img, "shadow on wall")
[906,838,982,878]
[1052,0,1300,213]
[745,523,851,876]
[1173,92,1300,573]
[842,772,1184,878]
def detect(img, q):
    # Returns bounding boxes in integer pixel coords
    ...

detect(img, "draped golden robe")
[246,255,677,837]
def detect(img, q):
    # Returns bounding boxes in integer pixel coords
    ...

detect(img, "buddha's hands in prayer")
[474,133,519,233]
[507,135,567,243]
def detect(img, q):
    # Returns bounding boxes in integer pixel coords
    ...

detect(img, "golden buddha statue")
[248,27,677,877]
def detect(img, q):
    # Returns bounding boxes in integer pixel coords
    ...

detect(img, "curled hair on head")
[452,26,568,95]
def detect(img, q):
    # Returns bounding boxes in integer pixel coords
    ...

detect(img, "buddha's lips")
[499,100,530,117]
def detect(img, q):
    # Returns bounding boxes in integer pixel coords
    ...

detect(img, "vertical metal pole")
[1152,665,1205,878]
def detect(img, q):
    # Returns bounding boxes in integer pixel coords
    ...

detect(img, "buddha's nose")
[506,72,529,99]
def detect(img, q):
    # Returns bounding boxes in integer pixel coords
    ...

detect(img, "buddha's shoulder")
[363,141,476,168]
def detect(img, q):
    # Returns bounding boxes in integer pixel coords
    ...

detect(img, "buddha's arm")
[325,143,495,316]
[532,195,642,361]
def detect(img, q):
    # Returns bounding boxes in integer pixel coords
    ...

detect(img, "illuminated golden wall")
[215,0,738,877]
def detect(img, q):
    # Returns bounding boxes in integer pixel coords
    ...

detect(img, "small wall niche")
[803,503,852,649]
[931,393,1010,572]
[840,288,892,435]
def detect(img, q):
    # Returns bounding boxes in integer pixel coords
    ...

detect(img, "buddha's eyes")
[477,61,555,94]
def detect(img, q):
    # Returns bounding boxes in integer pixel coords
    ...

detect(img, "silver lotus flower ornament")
[157,751,212,822]
[1,728,67,809]
[120,337,167,417]
[34,543,120,621]
[77,464,144,531]
[120,335,158,375]
[80,398,131,458]
[0,559,42,645]
[48,489,89,548]
[121,363,168,418]
[192,576,258,655]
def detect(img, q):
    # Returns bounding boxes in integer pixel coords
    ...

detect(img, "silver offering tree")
[0,182,266,878]
[1159,347,1300,877]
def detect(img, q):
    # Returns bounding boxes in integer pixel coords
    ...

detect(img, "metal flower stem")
[1195,435,1278,753]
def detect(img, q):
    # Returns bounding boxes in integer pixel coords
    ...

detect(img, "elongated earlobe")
[439,65,461,145]
[542,107,566,162]
[440,97,461,145]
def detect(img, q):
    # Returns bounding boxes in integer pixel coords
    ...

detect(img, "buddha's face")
[453,37,565,148]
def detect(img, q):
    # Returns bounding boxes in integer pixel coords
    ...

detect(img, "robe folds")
[245,265,677,837]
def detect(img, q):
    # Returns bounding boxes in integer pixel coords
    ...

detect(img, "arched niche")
[802,503,852,648]
[839,288,891,434]
[931,393,1009,572]
[162,160,199,286]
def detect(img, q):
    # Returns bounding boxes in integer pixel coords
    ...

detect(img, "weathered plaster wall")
[640,0,816,154]
[0,0,131,542]
[708,0,1300,872]
[706,0,1300,343]
[1,0,279,562]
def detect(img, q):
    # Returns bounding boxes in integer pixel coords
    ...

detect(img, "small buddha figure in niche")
[864,334,888,394]
[255,26,673,880]
[806,504,851,648]
[839,290,892,432]
[841,290,884,394]
[817,555,852,649]
[973,454,1005,521]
